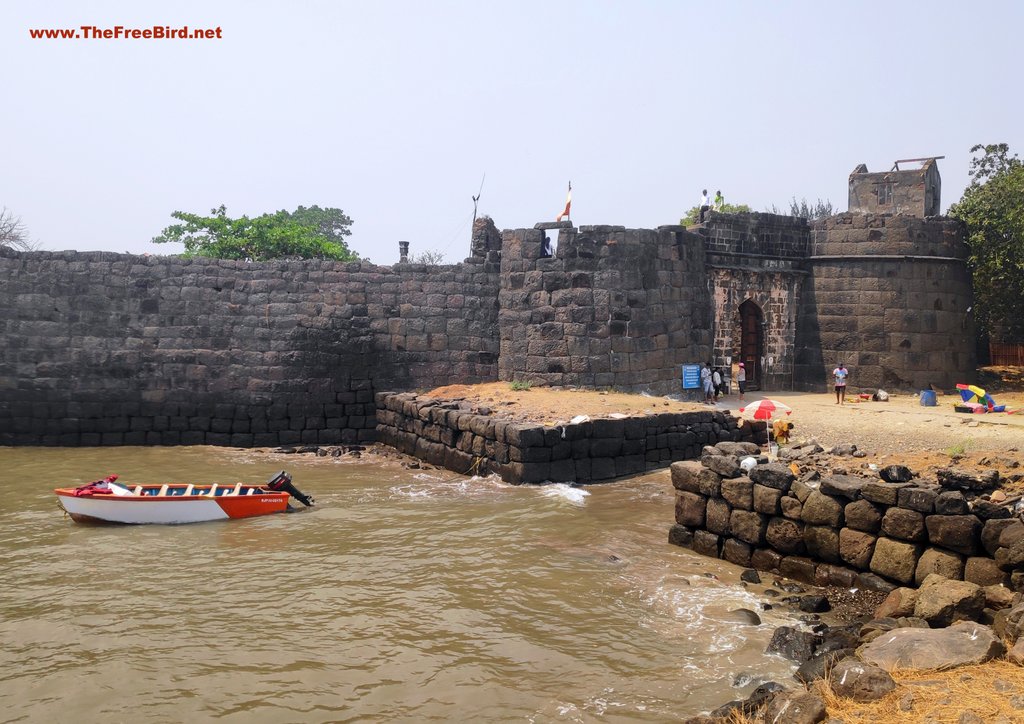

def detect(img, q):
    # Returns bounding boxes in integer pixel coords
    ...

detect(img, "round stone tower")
[794,212,976,391]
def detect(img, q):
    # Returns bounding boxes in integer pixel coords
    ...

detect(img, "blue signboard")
[681,364,701,390]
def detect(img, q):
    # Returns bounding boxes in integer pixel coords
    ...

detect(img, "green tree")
[768,197,834,219]
[680,202,752,226]
[152,205,357,261]
[949,143,1024,343]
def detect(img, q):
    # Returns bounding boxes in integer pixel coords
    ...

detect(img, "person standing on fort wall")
[832,363,848,405]
[713,190,724,212]
[699,190,710,223]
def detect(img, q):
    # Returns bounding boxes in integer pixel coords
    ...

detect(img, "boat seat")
[184,484,194,496]
[133,486,143,495]
[231,483,242,496]
[206,485,218,497]
[158,484,169,496]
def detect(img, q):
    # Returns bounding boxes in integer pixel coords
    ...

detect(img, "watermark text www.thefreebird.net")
[29,25,222,40]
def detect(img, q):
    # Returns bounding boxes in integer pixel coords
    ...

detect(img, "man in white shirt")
[700,362,714,404]
[699,189,710,223]
[832,363,848,405]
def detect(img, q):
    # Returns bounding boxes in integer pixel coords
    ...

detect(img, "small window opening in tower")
[877,183,893,205]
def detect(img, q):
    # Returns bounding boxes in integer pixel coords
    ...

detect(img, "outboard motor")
[266,471,315,507]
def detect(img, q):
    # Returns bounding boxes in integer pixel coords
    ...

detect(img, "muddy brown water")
[1,446,800,722]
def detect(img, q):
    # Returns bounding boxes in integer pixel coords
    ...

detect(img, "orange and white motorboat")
[55,471,314,525]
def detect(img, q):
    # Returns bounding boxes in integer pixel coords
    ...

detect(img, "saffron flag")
[556,182,572,222]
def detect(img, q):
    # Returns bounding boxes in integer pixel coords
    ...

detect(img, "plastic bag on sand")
[873,389,889,402]
[569,415,590,425]
[740,457,757,473]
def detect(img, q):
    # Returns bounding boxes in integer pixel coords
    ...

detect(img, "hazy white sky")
[3,1,1022,264]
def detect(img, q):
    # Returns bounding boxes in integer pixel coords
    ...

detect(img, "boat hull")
[55,490,291,525]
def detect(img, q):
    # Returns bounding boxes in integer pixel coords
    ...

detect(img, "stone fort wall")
[497,224,712,395]
[0,210,976,447]
[0,249,499,446]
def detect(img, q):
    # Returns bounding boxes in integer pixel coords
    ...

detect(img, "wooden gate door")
[739,300,763,390]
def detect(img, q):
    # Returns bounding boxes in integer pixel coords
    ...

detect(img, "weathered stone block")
[881,507,926,542]
[730,509,768,546]
[817,563,857,588]
[914,547,965,584]
[800,491,844,527]
[913,574,985,627]
[779,556,818,584]
[701,454,741,479]
[861,481,909,506]
[937,467,1000,491]
[840,528,877,570]
[696,468,724,497]
[998,520,1024,549]
[721,476,754,510]
[714,441,760,457]
[897,486,937,513]
[781,495,803,520]
[748,463,795,491]
[752,484,783,515]
[751,547,783,572]
[827,660,896,702]
[705,497,731,536]
[804,525,841,563]
[934,491,969,515]
[692,530,722,558]
[791,479,816,503]
[844,499,883,533]
[672,461,724,496]
[874,587,918,619]
[971,500,1012,520]
[766,516,805,554]
[722,538,753,568]
[820,475,865,500]
[964,557,1009,587]
[668,524,693,548]
[995,540,1024,571]
[870,537,923,584]
[674,491,707,528]
[982,519,1019,556]
[925,514,981,556]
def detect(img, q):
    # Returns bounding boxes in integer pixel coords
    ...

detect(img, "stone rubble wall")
[0,249,499,446]
[376,392,765,484]
[669,454,1024,593]
[497,225,713,396]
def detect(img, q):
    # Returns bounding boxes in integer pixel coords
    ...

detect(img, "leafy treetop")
[680,202,752,226]
[768,197,834,219]
[949,143,1024,343]
[152,205,357,261]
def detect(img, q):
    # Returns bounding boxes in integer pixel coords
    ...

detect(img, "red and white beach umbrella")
[738,399,792,420]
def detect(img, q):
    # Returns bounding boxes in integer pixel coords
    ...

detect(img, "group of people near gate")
[697,360,849,406]
[700,361,746,405]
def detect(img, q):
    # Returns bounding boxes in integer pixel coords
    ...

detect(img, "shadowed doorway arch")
[738,300,763,390]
